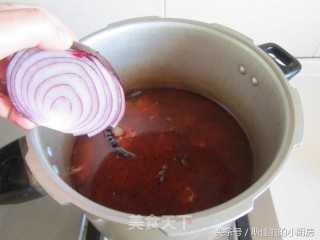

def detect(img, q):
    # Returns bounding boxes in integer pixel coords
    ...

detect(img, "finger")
[0,2,39,11]
[0,57,9,81]
[0,93,35,129]
[0,3,77,40]
[9,108,36,129]
[0,8,75,60]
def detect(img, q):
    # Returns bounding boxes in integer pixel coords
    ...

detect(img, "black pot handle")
[259,43,302,80]
[0,137,43,204]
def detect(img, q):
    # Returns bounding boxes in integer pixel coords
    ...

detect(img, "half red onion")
[6,42,125,137]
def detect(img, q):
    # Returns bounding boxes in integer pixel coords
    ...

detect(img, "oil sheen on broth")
[71,88,253,216]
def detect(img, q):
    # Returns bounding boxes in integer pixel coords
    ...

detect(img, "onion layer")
[6,42,125,137]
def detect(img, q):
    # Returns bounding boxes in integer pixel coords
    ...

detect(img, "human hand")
[0,3,76,129]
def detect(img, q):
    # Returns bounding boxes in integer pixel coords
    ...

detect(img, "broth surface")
[71,88,253,216]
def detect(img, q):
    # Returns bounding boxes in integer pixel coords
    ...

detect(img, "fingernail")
[58,28,73,48]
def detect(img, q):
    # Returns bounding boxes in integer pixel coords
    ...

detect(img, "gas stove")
[78,214,253,240]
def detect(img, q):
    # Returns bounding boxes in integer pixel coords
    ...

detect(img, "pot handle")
[0,137,44,204]
[259,43,301,80]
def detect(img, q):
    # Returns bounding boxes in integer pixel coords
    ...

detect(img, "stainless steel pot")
[0,18,303,240]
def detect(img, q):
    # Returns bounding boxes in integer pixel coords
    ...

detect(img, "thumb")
[0,7,76,60]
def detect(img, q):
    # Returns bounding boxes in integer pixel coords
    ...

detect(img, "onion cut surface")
[6,42,125,137]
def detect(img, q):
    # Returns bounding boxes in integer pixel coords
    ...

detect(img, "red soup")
[71,88,253,216]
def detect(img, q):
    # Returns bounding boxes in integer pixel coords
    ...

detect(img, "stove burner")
[78,215,252,240]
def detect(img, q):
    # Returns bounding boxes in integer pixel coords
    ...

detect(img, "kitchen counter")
[269,58,320,239]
